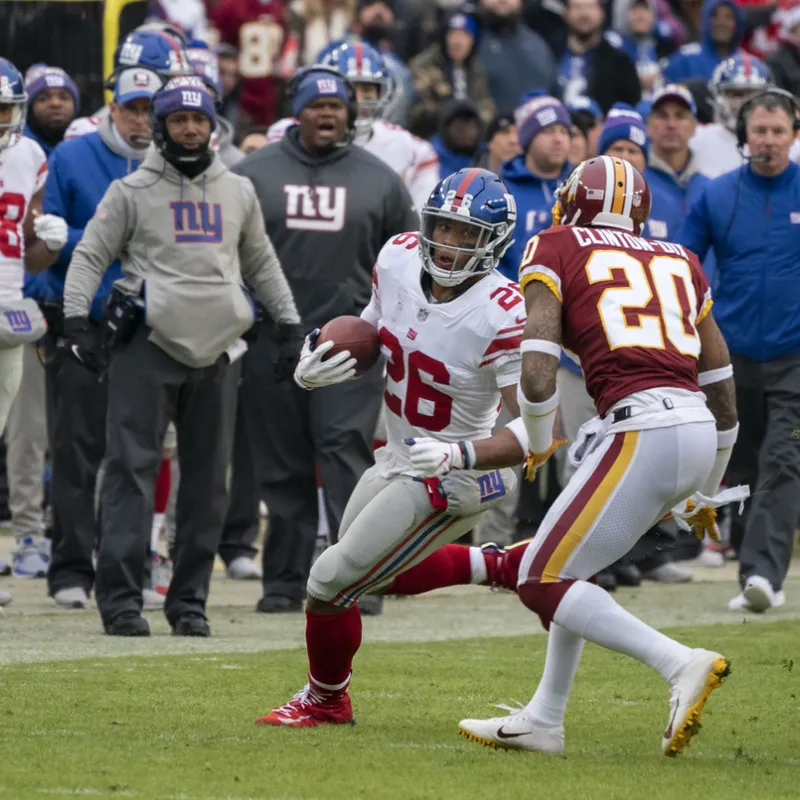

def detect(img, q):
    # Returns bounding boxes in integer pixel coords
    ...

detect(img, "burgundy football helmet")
[552,155,651,235]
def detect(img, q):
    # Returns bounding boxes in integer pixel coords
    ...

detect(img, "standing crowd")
[0,0,798,631]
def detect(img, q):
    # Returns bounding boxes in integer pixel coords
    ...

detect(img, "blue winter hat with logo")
[292,69,351,117]
[152,75,217,126]
[514,91,571,151]
[597,103,649,159]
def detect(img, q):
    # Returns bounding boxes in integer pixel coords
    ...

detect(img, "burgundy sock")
[386,545,472,595]
[306,606,362,689]
[154,458,171,514]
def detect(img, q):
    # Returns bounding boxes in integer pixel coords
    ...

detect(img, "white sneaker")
[143,588,165,610]
[227,556,262,580]
[458,706,565,753]
[53,587,88,609]
[742,575,785,612]
[642,562,693,583]
[0,590,11,606]
[662,648,730,757]
[12,536,50,578]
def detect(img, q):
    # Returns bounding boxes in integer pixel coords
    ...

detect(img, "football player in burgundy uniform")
[458,155,741,758]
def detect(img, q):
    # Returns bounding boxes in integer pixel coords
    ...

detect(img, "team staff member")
[679,89,800,613]
[27,68,162,611]
[63,77,301,637]
[229,66,417,614]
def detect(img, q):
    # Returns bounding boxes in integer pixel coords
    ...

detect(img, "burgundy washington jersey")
[519,225,712,417]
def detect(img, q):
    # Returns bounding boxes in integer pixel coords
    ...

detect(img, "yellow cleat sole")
[664,656,731,758]
[458,726,511,751]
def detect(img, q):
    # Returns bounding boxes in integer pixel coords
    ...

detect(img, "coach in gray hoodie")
[227,66,418,615]
[64,77,301,637]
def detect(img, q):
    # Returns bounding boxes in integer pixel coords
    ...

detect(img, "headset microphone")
[748,154,771,164]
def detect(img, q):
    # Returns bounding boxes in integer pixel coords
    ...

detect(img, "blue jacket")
[24,123,57,159]
[498,155,572,281]
[677,162,800,360]
[43,119,143,320]
[430,135,474,180]
[661,0,745,83]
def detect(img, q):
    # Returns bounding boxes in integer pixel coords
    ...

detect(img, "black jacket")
[767,42,800,97]
[234,128,418,328]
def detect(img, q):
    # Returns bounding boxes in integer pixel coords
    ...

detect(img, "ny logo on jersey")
[477,470,506,504]
[406,328,417,340]
[284,185,347,232]
[169,201,223,243]
[5,309,31,334]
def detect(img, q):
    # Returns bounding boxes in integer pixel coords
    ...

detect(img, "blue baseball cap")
[291,69,351,117]
[650,83,697,116]
[114,68,163,104]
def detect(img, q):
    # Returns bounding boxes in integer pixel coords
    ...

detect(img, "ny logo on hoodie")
[284,185,347,232]
[169,201,223,243]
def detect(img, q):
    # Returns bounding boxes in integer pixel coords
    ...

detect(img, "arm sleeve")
[42,148,83,263]
[676,188,713,262]
[63,181,131,318]
[238,184,301,325]
[518,234,564,301]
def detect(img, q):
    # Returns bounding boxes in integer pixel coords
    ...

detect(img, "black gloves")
[63,317,107,373]
[273,322,305,382]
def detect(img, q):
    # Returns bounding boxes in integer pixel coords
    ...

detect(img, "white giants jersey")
[0,137,48,302]
[266,118,440,211]
[361,231,523,477]
[691,122,800,178]
[64,107,109,140]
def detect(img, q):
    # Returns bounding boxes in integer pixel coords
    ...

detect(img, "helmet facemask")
[0,97,26,150]
[351,75,393,136]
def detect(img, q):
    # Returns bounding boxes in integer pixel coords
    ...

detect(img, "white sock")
[553,581,692,684]
[150,513,165,555]
[469,547,488,584]
[525,622,584,728]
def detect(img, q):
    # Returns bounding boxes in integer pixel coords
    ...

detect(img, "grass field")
[2,617,799,800]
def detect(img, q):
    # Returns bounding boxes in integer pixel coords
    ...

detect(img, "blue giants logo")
[5,309,31,333]
[169,201,223,243]
[477,470,506,503]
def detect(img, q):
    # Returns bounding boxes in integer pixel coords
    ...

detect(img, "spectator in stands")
[211,0,289,126]
[661,0,744,83]
[472,112,521,174]
[678,89,800,613]
[556,0,641,110]
[609,0,672,93]
[239,126,269,154]
[26,69,162,611]
[408,10,495,140]
[6,66,79,580]
[146,0,209,41]
[476,0,558,113]
[566,95,603,156]
[229,68,416,614]
[767,7,800,96]
[431,99,485,179]
[497,94,572,280]
[216,44,245,134]
[288,0,358,67]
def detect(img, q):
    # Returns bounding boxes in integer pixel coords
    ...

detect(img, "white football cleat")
[458,706,564,754]
[742,575,785,613]
[227,556,263,580]
[142,588,165,610]
[53,587,88,609]
[662,648,730,757]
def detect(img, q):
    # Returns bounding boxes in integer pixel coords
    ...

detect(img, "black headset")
[285,64,358,134]
[735,87,800,148]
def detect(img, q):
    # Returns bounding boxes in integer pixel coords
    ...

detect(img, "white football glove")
[293,331,357,390]
[33,213,68,252]
[407,437,475,477]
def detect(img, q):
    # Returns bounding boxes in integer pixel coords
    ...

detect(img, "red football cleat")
[255,680,355,728]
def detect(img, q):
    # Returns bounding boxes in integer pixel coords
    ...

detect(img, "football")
[317,315,381,377]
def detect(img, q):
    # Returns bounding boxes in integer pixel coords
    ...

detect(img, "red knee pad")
[518,579,576,631]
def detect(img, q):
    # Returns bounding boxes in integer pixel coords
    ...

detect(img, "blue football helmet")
[711,53,772,131]
[318,40,393,135]
[0,58,26,150]
[111,30,190,86]
[420,168,516,287]
[186,41,222,99]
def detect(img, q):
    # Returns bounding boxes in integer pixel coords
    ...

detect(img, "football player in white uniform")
[0,57,67,429]
[254,167,530,727]
[267,39,439,211]
[692,53,800,178]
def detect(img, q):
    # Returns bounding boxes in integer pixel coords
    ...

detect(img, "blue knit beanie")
[597,103,649,159]
[515,91,571,151]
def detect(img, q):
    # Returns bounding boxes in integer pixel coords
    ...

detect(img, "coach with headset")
[678,87,800,614]
[229,65,417,615]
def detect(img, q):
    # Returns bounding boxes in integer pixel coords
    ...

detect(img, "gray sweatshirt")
[64,149,299,368]
[234,126,418,329]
